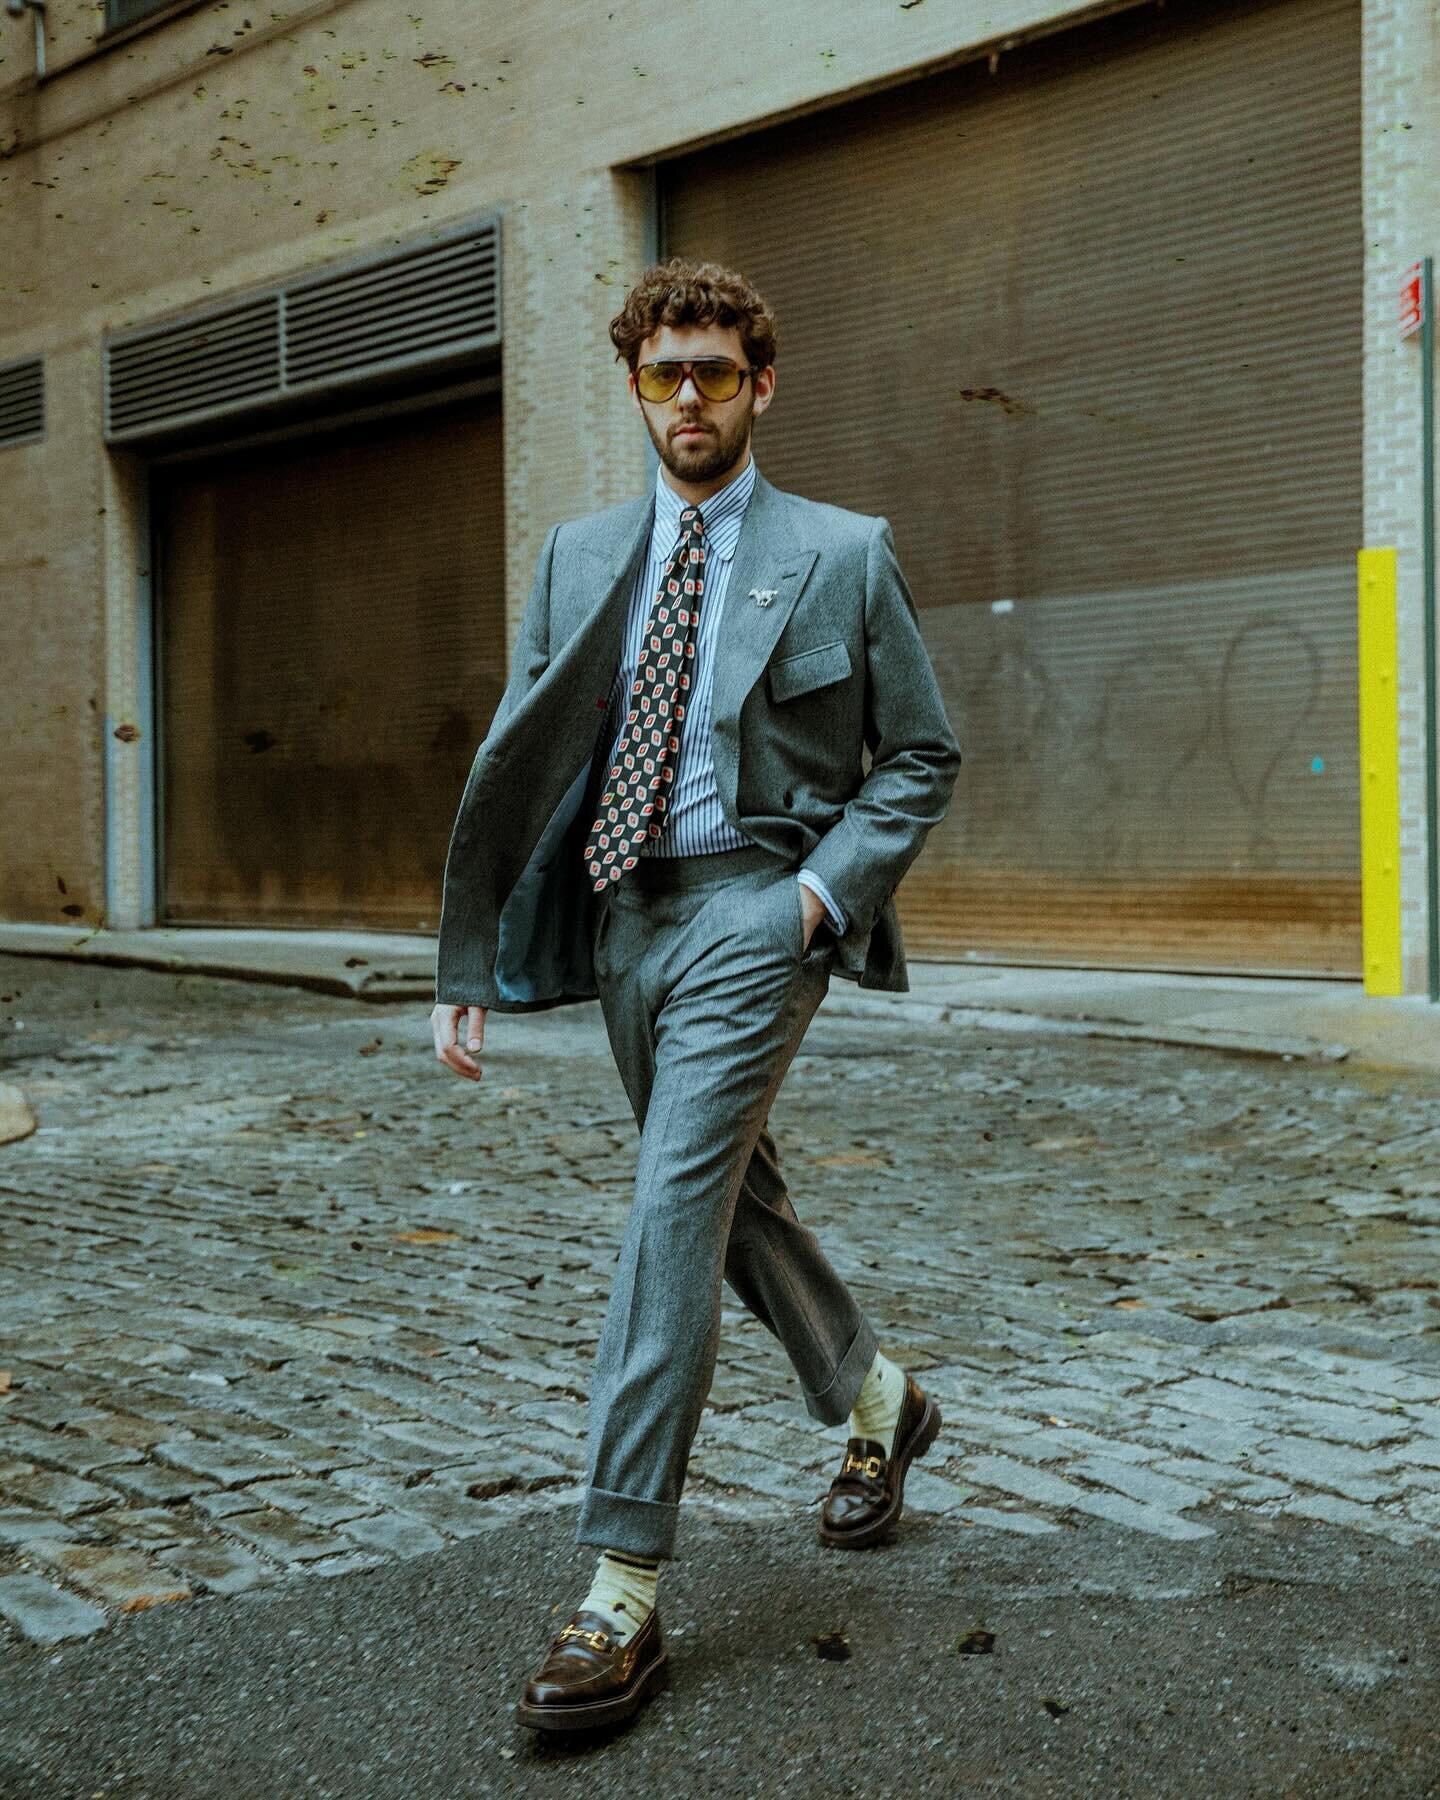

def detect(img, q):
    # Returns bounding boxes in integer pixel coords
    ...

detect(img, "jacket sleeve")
[433,522,560,1006]
[482,521,560,747]
[797,516,961,936]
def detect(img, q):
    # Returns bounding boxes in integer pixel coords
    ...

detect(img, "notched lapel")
[710,484,819,740]
[559,496,655,648]
[709,475,819,822]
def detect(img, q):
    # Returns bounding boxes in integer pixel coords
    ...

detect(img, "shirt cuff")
[796,870,848,937]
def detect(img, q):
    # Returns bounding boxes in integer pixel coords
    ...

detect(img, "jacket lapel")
[558,467,819,824]
[567,493,655,653]
[710,469,819,819]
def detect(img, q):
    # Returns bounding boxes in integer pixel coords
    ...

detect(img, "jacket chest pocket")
[766,639,852,704]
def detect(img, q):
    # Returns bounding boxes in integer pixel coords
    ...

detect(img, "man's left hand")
[797,880,827,952]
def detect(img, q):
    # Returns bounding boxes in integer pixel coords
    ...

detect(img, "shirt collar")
[652,452,757,565]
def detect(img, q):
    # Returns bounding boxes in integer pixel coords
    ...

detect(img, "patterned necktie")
[584,504,706,891]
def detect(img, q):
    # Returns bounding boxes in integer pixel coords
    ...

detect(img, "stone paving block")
[0,1572,107,1645]
[1131,1408,1267,1468]
[101,1461,219,1504]
[506,1401,589,1442]
[322,1466,416,1507]
[1396,1487,1440,1528]
[916,1401,1047,1443]
[688,1446,822,1505]
[259,1436,373,1478]
[29,1544,192,1611]
[2,1469,120,1518]
[0,1507,79,1546]
[998,1386,1128,1427]
[1002,1424,1158,1467]
[337,1510,447,1560]
[306,1550,388,1579]
[5,1394,109,1433]
[1148,1455,1291,1502]
[1263,1397,1413,1451]
[245,1478,379,1528]
[1250,1437,1410,1504]
[1392,1436,1440,1471]
[151,1440,299,1488]
[1287,1492,1429,1544]
[958,1505,1064,1535]
[1284,1350,1440,1405]
[370,1420,507,1465]
[84,1506,209,1548]
[390,1481,569,1541]
[961,1454,1092,1511]
[1145,1377,1265,1427]
[166,1542,273,1596]
[190,1488,265,1521]
[215,1509,348,1565]
[1064,1456,1212,1513]
[1027,1357,1154,1397]
[0,1420,128,1479]
[1064,1487,1215,1539]
[427,1446,577,1500]
[902,1469,976,1515]
[80,1411,193,1451]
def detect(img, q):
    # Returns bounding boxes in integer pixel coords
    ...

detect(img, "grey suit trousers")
[573,842,880,1562]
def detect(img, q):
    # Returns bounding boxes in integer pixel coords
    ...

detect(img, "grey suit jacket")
[434,466,961,1011]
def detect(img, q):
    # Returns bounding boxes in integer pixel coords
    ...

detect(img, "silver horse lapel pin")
[749,587,779,608]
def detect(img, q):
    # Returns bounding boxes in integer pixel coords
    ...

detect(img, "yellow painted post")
[1358,548,1403,994]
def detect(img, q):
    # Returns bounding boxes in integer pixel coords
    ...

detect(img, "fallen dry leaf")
[120,1587,192,1613]
[392,1229,461,1245]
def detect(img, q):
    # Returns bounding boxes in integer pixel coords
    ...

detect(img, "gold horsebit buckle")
[558,1624,612,1652]
[842,1451,886,1480]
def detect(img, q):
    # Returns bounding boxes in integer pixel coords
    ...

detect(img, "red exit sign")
[1401,261,1425,338]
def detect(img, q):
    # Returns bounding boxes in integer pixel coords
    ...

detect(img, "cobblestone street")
[2,949,1439,1668]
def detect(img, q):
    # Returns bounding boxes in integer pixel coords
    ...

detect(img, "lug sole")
[514,1646,670,1733]
[817,1394,942,1550]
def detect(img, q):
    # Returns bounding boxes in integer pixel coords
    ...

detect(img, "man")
[430,257,961,1733]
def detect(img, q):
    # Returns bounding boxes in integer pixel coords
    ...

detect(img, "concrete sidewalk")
[3,920,1440,1074]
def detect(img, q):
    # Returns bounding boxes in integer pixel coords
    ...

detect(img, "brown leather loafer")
[514,1606,669,1733]
[818,1372,942,1549]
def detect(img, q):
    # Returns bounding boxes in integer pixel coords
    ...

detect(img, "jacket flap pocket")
[767,639,852,704]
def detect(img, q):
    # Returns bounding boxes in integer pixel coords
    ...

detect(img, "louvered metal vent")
[107,296,281,441]
[104,215,500,444]
[0,357,44,448]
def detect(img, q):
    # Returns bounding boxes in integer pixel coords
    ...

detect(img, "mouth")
[673,426,710,440]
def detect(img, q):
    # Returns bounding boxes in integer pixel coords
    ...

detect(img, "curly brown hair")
[608,257,779,374]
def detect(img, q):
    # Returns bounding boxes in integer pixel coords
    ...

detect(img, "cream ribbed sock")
[849,1349,907,1458]
[579,1549,660,1645]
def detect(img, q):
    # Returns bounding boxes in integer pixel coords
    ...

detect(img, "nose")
[675,370,705,405]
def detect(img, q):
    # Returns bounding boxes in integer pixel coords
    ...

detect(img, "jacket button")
[782,789,794,807]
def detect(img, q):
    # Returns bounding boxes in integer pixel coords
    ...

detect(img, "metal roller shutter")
[661,0,1362,974]
[156,395,505,930]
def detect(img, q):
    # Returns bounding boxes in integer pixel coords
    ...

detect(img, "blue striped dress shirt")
[594,453,847,934]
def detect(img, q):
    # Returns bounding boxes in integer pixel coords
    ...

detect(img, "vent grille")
[104,215,500,443]
[107,296,281,440]
[0,357,44,448]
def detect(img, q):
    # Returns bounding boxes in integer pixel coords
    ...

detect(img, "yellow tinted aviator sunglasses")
[634,358,758,404]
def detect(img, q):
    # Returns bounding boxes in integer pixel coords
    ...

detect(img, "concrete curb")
[1,924,1435,1071]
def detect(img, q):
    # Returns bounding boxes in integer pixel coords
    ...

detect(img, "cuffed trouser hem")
[574,1484,680,1562]
[802,1315,879,1426]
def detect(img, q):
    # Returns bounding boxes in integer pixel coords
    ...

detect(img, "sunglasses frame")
[633,358,759,404]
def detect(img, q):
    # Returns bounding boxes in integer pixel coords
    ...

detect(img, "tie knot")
[680,505,704,538]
